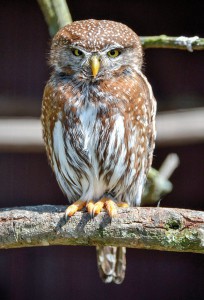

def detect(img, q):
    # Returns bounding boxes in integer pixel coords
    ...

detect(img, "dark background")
[0,1,204,299]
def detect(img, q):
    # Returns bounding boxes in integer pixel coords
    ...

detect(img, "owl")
[41,19,156,284]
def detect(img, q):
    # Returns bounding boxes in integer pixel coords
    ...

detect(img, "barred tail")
[96,246,126,284]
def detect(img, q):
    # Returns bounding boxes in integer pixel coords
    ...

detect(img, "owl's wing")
[133,69,157,172]
[41,83,56,169]
[96,246,126,284]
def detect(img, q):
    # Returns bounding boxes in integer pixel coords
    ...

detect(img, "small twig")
[142,154,179,205]
[140,35,204,51]
[159,153,180,180]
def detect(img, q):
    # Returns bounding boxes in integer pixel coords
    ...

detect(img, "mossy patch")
[165,218,181,230]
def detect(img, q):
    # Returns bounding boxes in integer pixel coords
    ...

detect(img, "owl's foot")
[87,198,117,218]
[65,199,129,220]
[65,200,86,219]
[117,202,129,208]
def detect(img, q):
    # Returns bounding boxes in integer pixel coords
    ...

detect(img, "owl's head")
[50,19,143,81]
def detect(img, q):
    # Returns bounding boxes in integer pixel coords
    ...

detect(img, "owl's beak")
[90,55,100,78]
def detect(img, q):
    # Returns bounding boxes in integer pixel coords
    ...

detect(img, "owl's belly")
[51,108,131,202]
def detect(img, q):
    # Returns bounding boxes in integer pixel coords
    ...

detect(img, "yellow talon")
[91,198,117,218]
[92,198,107,216]
[86,200,95,215]
[65,198,128,220]
[105,199,117,217]
[65,200,86,219]
[117,202,129,208]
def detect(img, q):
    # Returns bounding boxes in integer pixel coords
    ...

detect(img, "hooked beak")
[90,55,100,78]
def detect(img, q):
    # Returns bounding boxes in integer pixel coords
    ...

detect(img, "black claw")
[64,212,70,222]
[91,211,95,219]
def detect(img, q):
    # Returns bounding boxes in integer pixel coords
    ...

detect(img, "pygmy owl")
[41,19,156,284]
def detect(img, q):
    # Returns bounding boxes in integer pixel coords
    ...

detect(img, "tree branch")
[37,1,204,51]
[37,0,72,36]
[1,108,204,152]
[140,35,204,51]
[1,205,204,253]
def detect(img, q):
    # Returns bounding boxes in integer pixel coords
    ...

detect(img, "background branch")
[37,1,204,51]
[37,0,72,36]
[1,205,204,253]
[1,108,204,151]
[140,35,204,51]
[142,153,179,206]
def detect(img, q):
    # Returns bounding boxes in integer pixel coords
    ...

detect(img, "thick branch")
[1,205,204,253]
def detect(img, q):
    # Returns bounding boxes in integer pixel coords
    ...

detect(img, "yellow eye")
[72,48,83,56]
[107,49,121,58]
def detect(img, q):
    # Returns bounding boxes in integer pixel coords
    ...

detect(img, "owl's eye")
[72,48,84,57]
[107,49,121,58]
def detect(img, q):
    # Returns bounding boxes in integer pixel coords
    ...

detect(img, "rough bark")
[0,205,204,253]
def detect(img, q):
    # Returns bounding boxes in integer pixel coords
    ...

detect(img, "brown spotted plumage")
[41,19,156,284]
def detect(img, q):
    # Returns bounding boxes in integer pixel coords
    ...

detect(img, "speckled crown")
[52,19,142,53]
